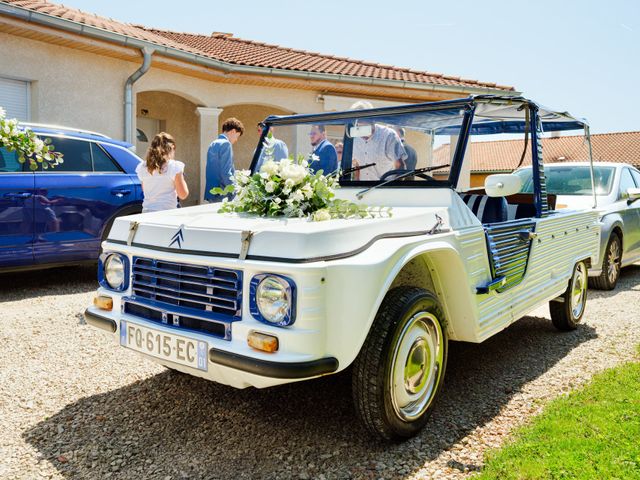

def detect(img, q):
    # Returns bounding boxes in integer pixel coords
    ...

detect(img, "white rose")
[274,197,282,204]
[0,107,5,118]
[260,160,280,177]
[260,171,270,179]
[265,181,276,193]
[280,163,306,185]
[312,209,332,222]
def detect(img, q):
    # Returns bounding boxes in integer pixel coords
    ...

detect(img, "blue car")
[0,124,143,272]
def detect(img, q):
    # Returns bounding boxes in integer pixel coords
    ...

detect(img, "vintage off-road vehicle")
[85,96,600,440]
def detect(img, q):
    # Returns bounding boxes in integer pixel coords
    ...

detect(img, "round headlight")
[256,276,291,324]
[104,254,125,290]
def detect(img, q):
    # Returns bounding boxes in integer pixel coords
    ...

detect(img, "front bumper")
[84,308,338,388]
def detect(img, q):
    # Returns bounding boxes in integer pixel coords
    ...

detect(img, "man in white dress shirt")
[350,100,407,181]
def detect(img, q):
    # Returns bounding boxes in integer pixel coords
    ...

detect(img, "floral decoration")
[211,135,390,221]
[0,106,63,170]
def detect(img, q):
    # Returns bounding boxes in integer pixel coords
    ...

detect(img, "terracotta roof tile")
[433,131,640,171]
[1,0,515,91]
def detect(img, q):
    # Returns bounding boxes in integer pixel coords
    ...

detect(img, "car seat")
[461,194,508,224]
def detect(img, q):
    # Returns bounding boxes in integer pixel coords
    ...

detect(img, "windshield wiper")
[336,162,377,178]
[356,164,450,200]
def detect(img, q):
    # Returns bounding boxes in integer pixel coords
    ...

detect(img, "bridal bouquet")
[0,106,63,170]
[211,136,390,221]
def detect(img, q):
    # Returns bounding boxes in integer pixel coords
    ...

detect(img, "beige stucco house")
[0,0,517,204]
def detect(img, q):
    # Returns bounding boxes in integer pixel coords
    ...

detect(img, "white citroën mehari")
[87,96,600,440]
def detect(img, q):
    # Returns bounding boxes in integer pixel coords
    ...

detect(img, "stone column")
[196,107,223,204]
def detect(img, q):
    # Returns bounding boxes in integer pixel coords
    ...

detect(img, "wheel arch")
[332,242,480,371]
[100,202,143,241]
[597,214,624,270]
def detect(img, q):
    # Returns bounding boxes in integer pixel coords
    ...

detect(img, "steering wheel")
[379,169,432,181]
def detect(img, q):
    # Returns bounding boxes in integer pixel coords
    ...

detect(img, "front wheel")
[550,260,588,331]
[589,233,621,290]
[352,287,448,440]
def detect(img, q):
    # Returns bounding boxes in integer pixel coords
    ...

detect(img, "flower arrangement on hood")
[211,135,391,221]
[0,106,63,170]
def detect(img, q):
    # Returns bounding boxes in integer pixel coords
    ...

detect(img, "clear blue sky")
[71,0,639,134]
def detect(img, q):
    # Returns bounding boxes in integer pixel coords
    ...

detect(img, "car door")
[0,147,35,268]
[618,167,640,260]
[626,168,640,260]
[33,136,137,264]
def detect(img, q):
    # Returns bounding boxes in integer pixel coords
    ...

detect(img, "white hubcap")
[571,263,587,319]
[389,312,444,422]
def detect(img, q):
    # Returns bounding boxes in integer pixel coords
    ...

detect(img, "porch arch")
[136,90,200,206]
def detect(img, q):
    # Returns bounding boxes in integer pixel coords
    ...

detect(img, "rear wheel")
[589,233,621,290]
[550,260,588,331]
[352,287,447,440]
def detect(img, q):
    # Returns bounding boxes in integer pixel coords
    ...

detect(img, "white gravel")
[1,264,639,479]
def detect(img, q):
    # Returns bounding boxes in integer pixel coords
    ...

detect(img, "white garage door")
[0,77,30,121]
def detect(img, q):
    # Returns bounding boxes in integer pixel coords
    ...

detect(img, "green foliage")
[478,360,640,480]
[0,107,63,170]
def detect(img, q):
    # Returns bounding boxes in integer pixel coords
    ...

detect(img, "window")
[41,137,92,172]
[0,77,30,121]
[0,147,25,173]
[91,143,121,172]
[630,168,640,188]
[516,166,615,196]
[619,168,636,199]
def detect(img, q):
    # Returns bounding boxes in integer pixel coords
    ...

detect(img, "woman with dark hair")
[136,132,189,212]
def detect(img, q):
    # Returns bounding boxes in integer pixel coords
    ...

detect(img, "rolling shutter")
[0,77,30,121]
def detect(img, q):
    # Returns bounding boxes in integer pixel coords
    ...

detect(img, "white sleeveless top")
[136,159,185,212]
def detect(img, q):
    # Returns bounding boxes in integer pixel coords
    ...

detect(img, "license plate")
[120,320,208,371]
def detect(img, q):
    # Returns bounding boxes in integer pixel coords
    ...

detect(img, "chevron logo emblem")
[169,228,184,249]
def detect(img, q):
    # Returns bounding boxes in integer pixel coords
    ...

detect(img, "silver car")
[516,162,640,290]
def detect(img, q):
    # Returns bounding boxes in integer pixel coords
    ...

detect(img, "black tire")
[588,233,621,291]
[352,287,448,441]
[550,260,588,331]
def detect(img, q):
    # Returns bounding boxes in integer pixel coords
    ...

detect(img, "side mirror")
[485,174,522,197]
[627,187,640,204]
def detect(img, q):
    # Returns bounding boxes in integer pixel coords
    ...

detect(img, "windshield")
[252,107,467,186]
[515,166,615,196]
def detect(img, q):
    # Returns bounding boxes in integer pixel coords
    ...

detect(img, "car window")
[619,168,636,199]
[630,169,640,188]
[0,147,26,173]
[516,166,614,195]
[91,143,121,172]
[40,137,92,172]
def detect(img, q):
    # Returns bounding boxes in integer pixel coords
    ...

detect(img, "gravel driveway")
[1,264,639,479]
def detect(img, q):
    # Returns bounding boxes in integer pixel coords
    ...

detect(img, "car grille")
[123,301,229,340]
[131,257,242,321]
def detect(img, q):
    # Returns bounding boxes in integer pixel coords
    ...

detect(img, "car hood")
[555,195,601,210]
[106,203,451,262]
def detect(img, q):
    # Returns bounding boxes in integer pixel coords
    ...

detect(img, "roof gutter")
[124,47,153,144]
[0,3,520,102]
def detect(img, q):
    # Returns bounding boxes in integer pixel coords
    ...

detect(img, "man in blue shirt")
[204,118,244,203]
[308,125,337,175]
[254,122,289,171]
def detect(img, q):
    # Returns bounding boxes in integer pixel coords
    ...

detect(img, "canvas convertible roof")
[467,95,588,135]
[264,95,588,135]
